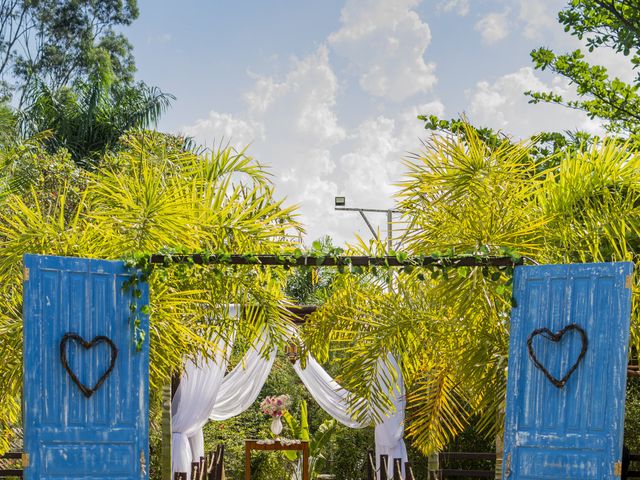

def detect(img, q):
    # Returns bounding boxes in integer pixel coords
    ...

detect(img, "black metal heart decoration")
[60,333,118,398]
[527,323,588,389]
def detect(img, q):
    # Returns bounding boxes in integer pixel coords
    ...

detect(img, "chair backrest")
[215,445,225,480]
[0,453,23,478]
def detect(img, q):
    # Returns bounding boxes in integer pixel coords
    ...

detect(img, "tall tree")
[0,0,138,101]
[20,76,174,166]
[528,0,640,139]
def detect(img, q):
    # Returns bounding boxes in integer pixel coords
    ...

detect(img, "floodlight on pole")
[333,196,402,253]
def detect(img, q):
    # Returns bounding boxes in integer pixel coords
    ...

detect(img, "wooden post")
[215,445,225,480]
[392,458,402,480]
[302,441,310,480]
[405,462,416,480]
[199,454,207,480]
[366,449,375,480]
[495,432,504,480]
[191,462,200,479]
[427,452,439,480]
[161,385,173,480]
[245,442,251,480]
[380,454,389,480]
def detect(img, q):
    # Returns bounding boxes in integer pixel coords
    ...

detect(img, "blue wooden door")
[503,262,633,479]
[23,254,149,479]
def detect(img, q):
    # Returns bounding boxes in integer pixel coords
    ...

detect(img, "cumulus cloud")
[468,67,602,138]
[517,0,556,39]
[475,11,510,45]
[328,0,436,101]
[438,0,470,16]
[182,112,261,149]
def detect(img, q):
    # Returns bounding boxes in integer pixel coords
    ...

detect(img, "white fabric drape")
[293,356,368,428]
[373,355,408,478]
[171,306,238,478]
[172,320,275,478]
[294,352,408,479]
[172,319,407,480]
[209,340,277,420]
[171,335,230,476]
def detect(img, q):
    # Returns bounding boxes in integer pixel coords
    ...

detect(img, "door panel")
[23,254,149,479]
[503,262,633,479]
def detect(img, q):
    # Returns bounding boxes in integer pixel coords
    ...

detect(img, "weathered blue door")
[503,262,633,479]
[23,254,149,479]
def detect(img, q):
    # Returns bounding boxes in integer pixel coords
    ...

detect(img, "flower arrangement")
[260,394,291,418]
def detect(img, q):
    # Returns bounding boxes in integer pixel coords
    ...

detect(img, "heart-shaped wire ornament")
[60,332,118,398]
[526,323,588,389]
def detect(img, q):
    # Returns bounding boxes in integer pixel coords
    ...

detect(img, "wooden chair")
[0,453,23,478]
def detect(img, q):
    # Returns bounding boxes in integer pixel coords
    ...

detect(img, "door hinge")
[21,453,29,467]
[614,460,622,476]
[626,274,633,289]
[23,267,29,281]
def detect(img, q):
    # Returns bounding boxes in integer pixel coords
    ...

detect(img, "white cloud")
[517,0,556,39]
[180,43,445,243]
[468,67,603,138]
[146,33,172,45]
[438,0,470,16]
[328,0,436,101]
[181,112,261,149]
[475,11,510,45]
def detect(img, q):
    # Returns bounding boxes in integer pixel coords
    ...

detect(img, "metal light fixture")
[334,196,346,207]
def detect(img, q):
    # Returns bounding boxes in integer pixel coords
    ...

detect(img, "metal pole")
[358,210,379,240]
[386,209,393,253]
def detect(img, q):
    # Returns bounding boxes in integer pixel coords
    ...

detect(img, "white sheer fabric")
[209,340,277,420]
[172,323,275,478]
[294,352,408,479]
[292,356,368,428]
[171,336,230,476]
[373,355,408,478]
[172,320,407,480]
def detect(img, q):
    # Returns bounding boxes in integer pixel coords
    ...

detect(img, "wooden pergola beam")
[148,254,521,268]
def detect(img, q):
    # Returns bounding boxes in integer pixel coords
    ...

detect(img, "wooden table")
[244,439,309,480]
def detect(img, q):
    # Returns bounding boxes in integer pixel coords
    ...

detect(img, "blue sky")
[124,0,629,245]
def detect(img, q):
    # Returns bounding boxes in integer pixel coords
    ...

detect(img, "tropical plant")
[0,132,303,453]
[20,79,174,166]
[282,400,338,480]
[301,122,640,455]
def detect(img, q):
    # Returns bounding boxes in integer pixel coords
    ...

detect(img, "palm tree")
[0,132,303,452]
[19,77,174,167]
[302,123,640,455]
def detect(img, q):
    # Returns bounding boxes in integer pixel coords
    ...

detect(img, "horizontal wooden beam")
[148,254,521,268]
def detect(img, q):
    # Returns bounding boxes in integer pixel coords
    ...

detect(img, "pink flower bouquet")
[260,394,291,418]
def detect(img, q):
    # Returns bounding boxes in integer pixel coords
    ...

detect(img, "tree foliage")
[0,0,139,100]
[19,77,174,166]
[302,123,640,454]
[529,0,640,138]
[0,132,303,453]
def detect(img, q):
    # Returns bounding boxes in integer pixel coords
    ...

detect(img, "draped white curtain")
[171,321,276,478]
[172,323,407,480]
[373,355,408,477]
[294,353,408,478]
[292,355,368,428]
[171,335,231,476]
[210,341,277,421]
